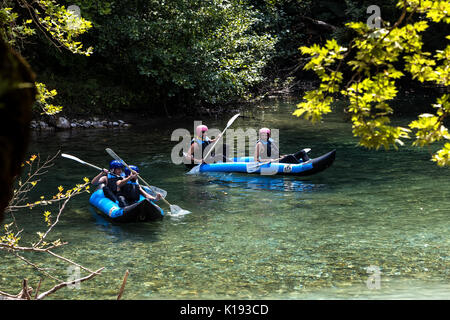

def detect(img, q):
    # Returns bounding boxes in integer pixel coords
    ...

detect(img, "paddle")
[246,157,283,173]
[105,148,190,215]
[61,153,167,199]
[188,113,240,174]
[246,148,312,173]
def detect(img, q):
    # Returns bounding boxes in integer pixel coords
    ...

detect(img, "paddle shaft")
[62,153,129,179]
[256,157,283,167]
[62,153,168,200]
[202,114,239,161]
[251,148,311,169]
[121,161,170,206]
[248,157,283,172]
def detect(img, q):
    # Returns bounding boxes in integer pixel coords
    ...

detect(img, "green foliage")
[0,0,93,116]
[0,0,92,55]
[72,0,277,107]
[35,82,63,115]
[293,0,450,166]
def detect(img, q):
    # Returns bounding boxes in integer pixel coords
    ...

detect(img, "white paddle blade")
[246,162,260,173]
[187,165,201,175]
[169,204,191,216]
[226,113,240,127]
[61,153,84,163]
[105,148,126,165]
[61,153,103,171]
[150,186,167,199]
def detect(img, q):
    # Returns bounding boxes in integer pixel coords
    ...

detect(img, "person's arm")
[209,133,223,143]
[254,142,261,162]
[187,143,203,164]
[91,169,108,185]
[117,171,137,188]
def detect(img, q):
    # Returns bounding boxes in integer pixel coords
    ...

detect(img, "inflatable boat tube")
[185,150,336,177]
[89,185,164,222]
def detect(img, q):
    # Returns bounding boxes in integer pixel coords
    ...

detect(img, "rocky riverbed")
[30,116,131,130]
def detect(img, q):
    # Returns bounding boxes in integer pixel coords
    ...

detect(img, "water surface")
[1,98,449,299]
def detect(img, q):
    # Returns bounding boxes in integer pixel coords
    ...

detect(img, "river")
[1,97,449,299]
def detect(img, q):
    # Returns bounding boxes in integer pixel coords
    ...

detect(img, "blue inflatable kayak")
[89,185,164,222]
[186,150,336,176]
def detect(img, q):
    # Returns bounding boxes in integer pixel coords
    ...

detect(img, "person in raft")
[254,128,310,164]
[117,165,162,206]
[185,124,227,164]
[91,160,127,206]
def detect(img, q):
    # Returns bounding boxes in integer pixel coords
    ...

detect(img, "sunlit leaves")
[432,143,450,166]
[293,0,450,165]
[33,0,93,55]
[409,94,450,147]
[35,82,63,115]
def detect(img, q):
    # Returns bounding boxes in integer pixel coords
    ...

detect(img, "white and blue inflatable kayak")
[185,150,336,176]
[89,185,164,223]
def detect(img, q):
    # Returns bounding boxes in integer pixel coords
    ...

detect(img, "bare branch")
[36,267,105,300]
[117,270,129,300]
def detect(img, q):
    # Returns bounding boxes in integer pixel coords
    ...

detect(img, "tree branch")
[35,267,104,300]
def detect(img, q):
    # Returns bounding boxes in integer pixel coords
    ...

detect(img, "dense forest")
[3,0,447,118]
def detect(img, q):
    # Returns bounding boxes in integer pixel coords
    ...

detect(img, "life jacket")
[191,136,212,156]
[106,173,123,194]
[120,180,141,203]
[257,138,273,158]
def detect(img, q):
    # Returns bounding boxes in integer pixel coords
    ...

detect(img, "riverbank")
[30,116,132,131]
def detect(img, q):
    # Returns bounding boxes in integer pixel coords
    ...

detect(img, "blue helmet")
[109,160,123,170]
[124,165,139,176]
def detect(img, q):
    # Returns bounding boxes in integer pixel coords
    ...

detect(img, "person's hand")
[155,193,162,200]
[102,169,108,175]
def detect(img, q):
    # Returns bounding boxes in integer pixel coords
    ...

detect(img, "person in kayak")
[254,128,310,164]
[91,160,127,206]
[185,125,227,164]
[254,128,280,162]
[118,165,162,206]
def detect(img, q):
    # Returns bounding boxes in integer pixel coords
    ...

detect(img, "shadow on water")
[88,207,163,243]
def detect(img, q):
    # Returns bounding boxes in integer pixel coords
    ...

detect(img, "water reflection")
[199,172,325,192]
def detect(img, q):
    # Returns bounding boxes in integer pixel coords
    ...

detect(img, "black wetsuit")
[119,180,141,206]
[103,173,127,207]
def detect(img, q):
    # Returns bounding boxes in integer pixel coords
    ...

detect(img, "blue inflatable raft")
[89,185,164,223]
[185,150,336,176]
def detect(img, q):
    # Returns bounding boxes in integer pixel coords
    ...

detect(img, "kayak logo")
[109,206,118,216]
[171,121,280,175]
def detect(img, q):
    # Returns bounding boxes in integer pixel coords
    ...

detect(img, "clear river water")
[1,97,449,299]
